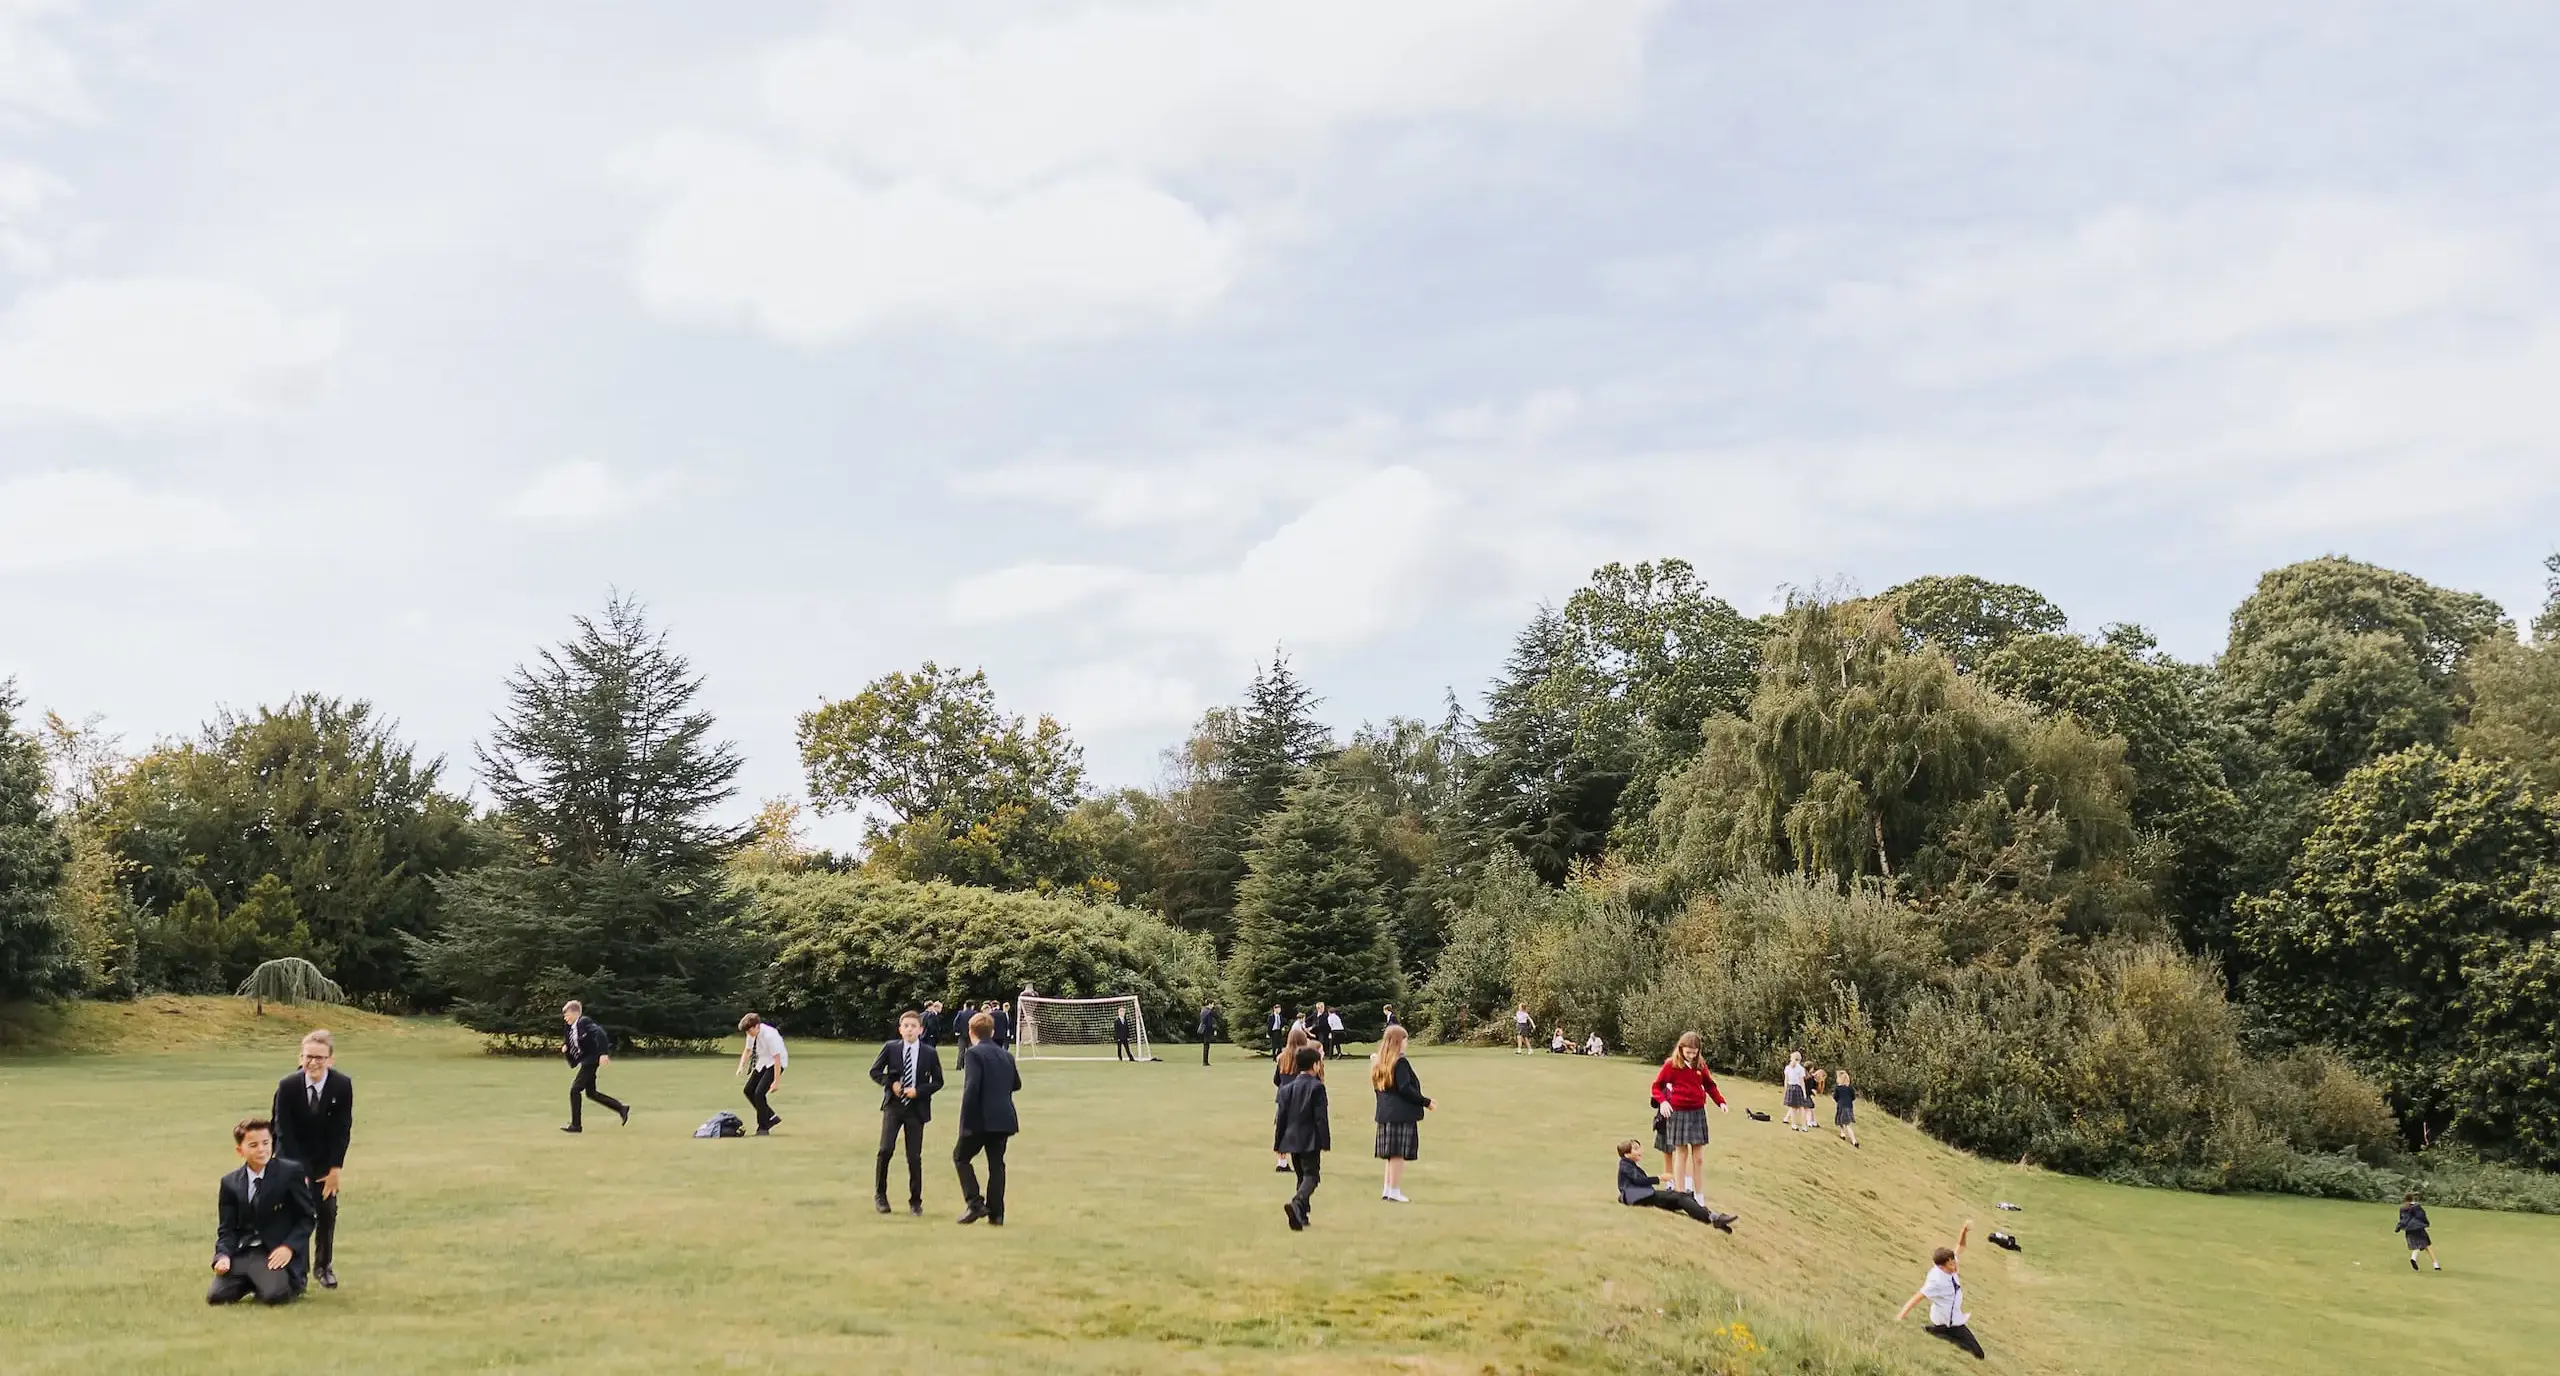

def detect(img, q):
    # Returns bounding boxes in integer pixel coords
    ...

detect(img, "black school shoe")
[617,1104,631,1126]
[909,1201,923,1217]
[957,1205,986,1225]
[560,1124,581,1133]
[1283,1201,1305,1231]
[875,1196,891,1214]
[316,1266,338,1289]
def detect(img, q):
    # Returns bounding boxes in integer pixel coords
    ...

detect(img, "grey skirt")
[1784,1084,1809,1109]
[1664,1107,1709,1146]
[1833,1100,1855,1125]
[1374,1121,1420,1160]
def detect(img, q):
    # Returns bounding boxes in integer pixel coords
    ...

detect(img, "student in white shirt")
[1514,1005,1534,1054]
[735,1012,790,1135]
[1895,1222,1984,1359]
[1782,1051,1811,1130]
[1583,1032,1604,1057]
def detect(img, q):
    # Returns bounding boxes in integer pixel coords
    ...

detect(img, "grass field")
[4,1002,2556,1375]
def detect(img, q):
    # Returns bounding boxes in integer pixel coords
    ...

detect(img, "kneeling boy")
[207,1116,317,1305]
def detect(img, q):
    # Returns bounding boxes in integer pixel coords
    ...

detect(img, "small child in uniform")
[1895,1222,1984,1360]
[2398,1192,2440,1271]
[1832,1068,1859,1148]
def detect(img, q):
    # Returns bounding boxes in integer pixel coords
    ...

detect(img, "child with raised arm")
[1895,1222,1985,1359]
[2398,1193,2441,1271]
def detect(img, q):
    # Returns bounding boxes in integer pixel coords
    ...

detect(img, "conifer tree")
[0,683,76,1001]
[1224,769,1402,1037]
[413,596,754,1045]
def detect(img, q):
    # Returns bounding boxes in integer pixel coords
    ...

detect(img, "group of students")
[1511,1005,1605,1057]
[1262,1000,1379,1060]
[204,1029,355,1305]
[1266,1020,1434,1227]
[1780,1050,1860,1148]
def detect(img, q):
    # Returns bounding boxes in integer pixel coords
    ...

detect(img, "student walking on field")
[868,1010,944,1216]
[735,1012,788,1135]
[560,1000,629,1132]
[1832,1068,1860,1148]
[1272,1025,1321,1172]
[953,1011,1022,1226]
[1274,1046,1330,1230]
[1369,1026,1433,1203]
[2399,1193,2441,1271]
[1648,1032,1729,1204]
[1896,1222,1985,1359]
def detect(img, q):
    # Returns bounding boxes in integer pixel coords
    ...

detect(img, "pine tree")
[1229,654,1332,817]
[0,683,77,1002]
[1224,769,1402,1037]
[1455,608,1629,883]
[412,596,754,1046]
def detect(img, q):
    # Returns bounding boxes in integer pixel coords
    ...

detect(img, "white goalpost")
[1014,994,1149,1061]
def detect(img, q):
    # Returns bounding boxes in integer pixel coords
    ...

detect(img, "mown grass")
[2,1000,2555,1374]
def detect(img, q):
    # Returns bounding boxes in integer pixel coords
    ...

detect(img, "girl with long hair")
[1273,1025,1322,1172]
[1369,1025,1434,1203]
[1648,1032,1729,1202]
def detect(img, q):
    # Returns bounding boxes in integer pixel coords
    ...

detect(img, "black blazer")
[869,1039,946,1118]
[1373,1057,1430,1125]
[1616,1156,1664,1206]
[563,1016,611,1067]
[957,1039,1022,1136]
[214,1162,316,1269]
[270,1068,355,1175]
[1112,1014,1133,1043]
[1273,1074,1331,1154]
[1195,1006,1220,1038]
[993,1009,1015,1045]
[1266,1011,1285,1034]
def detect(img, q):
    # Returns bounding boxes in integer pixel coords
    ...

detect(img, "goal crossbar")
[1015,994,1149,1061]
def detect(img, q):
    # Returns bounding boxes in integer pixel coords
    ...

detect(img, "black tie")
[246,1173,257,1208]
[308,1081,320,1111]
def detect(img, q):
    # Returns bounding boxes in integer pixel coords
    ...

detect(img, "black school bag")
[693,1111,746,1138]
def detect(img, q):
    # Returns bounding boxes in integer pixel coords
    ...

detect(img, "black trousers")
[1114,1036,1135,1062]
[744,1065,778,1130]
[876,1107,926,1204]
[1266,1028,1282,1057]
[206,1252,300,1305]
[1289,1150,1322,1215]
[304,1176,339,1270]
[1634,1191,1718,1224]
[569,1061,626,1128]
[954,1131,1011,1220]
[1926,1323,1986,1359]
[1200,1036,1212,1066]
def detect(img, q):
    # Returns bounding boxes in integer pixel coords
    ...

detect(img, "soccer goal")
[1014,995,1149,1061]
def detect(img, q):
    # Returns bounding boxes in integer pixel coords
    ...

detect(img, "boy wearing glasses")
[269,1030,353,1289]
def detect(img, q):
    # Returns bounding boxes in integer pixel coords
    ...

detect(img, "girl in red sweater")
[1648,1032,1730,1203]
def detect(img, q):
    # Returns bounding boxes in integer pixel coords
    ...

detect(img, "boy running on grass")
[1895,1222,1984,1359]
[2398,1193,2441,1271]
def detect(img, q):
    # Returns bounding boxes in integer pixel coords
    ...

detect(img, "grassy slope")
[2,1001,2552,1375]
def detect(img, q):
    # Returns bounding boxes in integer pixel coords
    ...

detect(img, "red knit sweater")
[1650,1061,1726,1111]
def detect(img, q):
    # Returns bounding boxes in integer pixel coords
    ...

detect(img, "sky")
[4,1,2558,849]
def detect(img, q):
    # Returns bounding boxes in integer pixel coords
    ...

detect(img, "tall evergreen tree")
[413,596,754,1045]
[1229,654,1333,817]
[0,683,77,1002]
[1150,657,1333,951]
[1457,607,1628,883]
[1224,769,1402,1036]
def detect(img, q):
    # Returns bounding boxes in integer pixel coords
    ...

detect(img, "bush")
[743,871,1217,1042]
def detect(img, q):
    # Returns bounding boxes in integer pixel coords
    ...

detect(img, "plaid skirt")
[1783,1084,1809,1109]
[1374,1121,1420,1160]
[1663,1107,1709,1146]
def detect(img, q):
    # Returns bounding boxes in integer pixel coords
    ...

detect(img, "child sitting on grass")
[2398,1193,2441,1272]
[1895,1222,1984,1360]
[1613,1140,1734,1232]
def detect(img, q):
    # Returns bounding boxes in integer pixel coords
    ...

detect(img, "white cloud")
[626,1,1671,344]
[0,160,65,272]
[0,468,242,572]
[0,0,92,126]
[0,277,341,422]
[1821,198,2532,386]
[626,135,1238,346]
[1043,662,1203,736]
[499,461,683,527]
[947,562,1142,625]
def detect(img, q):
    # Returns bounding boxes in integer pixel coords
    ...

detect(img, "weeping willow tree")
[237,956,345,1015]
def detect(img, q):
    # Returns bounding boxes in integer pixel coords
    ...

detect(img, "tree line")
[6,555,2560,1190]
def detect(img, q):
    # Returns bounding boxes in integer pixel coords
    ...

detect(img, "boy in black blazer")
[868,1010,946,1215]
[207,1117,317,1305]
[561,999,630,1132]
[269,1030,353,1288]
[953,1011,1023,1226]
[1614,1140,1734,1231]
[1273,1046,1330,1230]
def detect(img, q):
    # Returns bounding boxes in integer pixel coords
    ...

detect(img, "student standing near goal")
[1369,1026,1432,1203]
[1649,1032,1729,1204]
[954,1012,1022,1226]
[268,1031,352,1290]
[1112,1007,1137,1062]
[869,1011,944,1215]
[735,1013,788,1135]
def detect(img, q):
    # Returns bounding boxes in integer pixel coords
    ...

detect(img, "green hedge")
[740,872,1219,1043]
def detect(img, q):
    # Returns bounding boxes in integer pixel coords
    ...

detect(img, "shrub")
[743,871,1217,1041]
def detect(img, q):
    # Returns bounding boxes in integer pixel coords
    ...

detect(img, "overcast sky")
[5,1,2557,847]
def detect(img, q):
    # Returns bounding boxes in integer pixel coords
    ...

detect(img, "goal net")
[1015,995,1149,1061]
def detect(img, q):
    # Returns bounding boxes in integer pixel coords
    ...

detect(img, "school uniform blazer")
[1273,1074,1331,1154]
[214,1162,317,1274]
[1615,1157,1665,1206]
[993,1009,1015,1045]
[1112,1015,1133,1043]
[563,1017,612,1068]
[1373,1058,1430,1125]
[1195,1007,1220,1038]
[869,1040,946,1118]
[269,1068,354,1176]
[957,1040,1022,1136]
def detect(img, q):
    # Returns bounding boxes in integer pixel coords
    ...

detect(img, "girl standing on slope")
[1369,1025,1433,1203]
[1648,1032,1730,1203]
[1782,1051,1810,1131]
